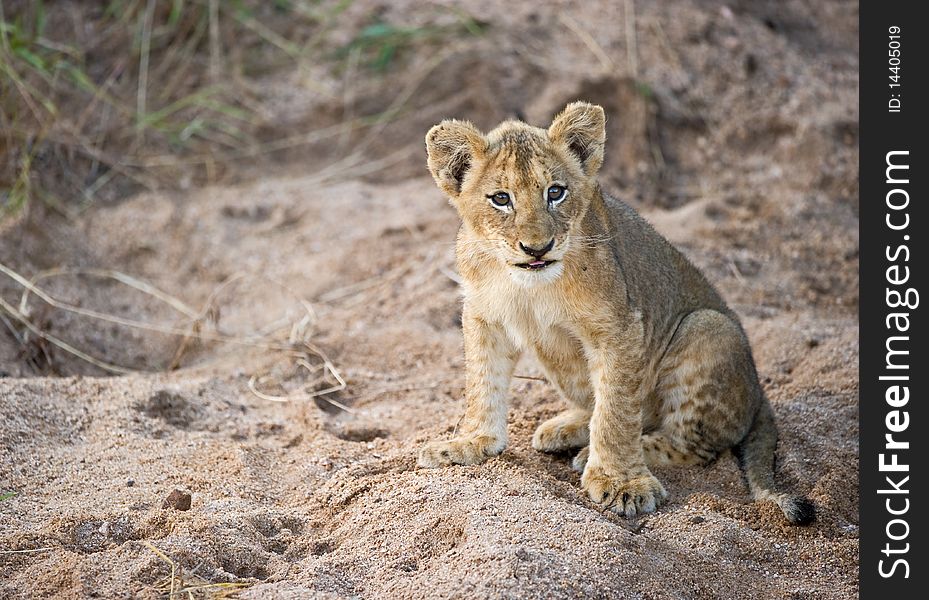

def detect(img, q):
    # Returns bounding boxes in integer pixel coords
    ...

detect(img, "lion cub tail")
[734,400,816,525]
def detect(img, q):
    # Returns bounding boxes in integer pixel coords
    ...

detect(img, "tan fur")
[418,103,814,524]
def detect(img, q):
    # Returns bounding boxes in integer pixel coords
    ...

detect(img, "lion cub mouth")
[514,259,556,271]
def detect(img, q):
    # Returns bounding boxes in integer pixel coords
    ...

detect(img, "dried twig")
[0,262,347,414]
[143,541,249,599]
[19,267,199,318]
[558,13,614,73]
[438,264,462,285]
[0,547,55,555]
[513,374,548,383]
[728,259,748,286]
[624,0,639,78]
[247,342,351,412]
[318,263,411,303]
[0,295,139,375]
[135,0,156,145]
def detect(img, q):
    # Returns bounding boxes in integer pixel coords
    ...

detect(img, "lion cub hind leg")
[573,310,753,475]
[568,434,703,472]
[648,309,759,466]
[647,309,815,524]
[641,432,712,467]
[532,408,591,452]
[571,446,589,472]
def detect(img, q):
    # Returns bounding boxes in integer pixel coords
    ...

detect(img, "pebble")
[162,489,192,511]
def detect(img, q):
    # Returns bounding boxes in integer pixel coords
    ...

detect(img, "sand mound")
[0,174,857,598]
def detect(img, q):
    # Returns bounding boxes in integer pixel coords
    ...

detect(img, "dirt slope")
[0,173,857,598]
[1,0,857,598]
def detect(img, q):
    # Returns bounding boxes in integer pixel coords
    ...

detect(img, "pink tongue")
[529,260,546,266]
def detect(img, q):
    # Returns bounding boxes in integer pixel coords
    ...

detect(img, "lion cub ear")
[425,119,486,198]
[548,102,606,177]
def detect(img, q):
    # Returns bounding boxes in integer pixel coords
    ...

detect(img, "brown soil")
[1,1,858,598]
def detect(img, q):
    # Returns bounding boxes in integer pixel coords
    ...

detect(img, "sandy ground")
[1,1,858,598]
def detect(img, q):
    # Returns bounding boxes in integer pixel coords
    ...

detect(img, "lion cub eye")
[547,185,567,204]
[488,191,511,207]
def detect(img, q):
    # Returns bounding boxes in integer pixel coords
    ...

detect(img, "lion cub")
[417,102,814,524]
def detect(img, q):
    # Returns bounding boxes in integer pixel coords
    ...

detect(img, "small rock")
[690,516,706,524]
[126,479,135,487]
[162,489,192,511]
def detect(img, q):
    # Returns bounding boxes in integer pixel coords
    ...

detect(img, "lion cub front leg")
[418,311,517,467]
[581,330,667,517]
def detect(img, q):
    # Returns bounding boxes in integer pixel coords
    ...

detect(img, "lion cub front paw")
[581,464,667,517]
[417,435,505,468]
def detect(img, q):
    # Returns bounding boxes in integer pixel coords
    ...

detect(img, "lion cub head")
[425,102,606,287]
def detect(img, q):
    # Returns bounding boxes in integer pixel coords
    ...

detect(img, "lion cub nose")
[519,239,555,259]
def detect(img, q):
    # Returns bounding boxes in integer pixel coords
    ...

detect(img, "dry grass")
[0,255,477,415]
[0,0,483,219]
[0,259,353,413]
[0,0,484,388]
[143,541,251,599]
